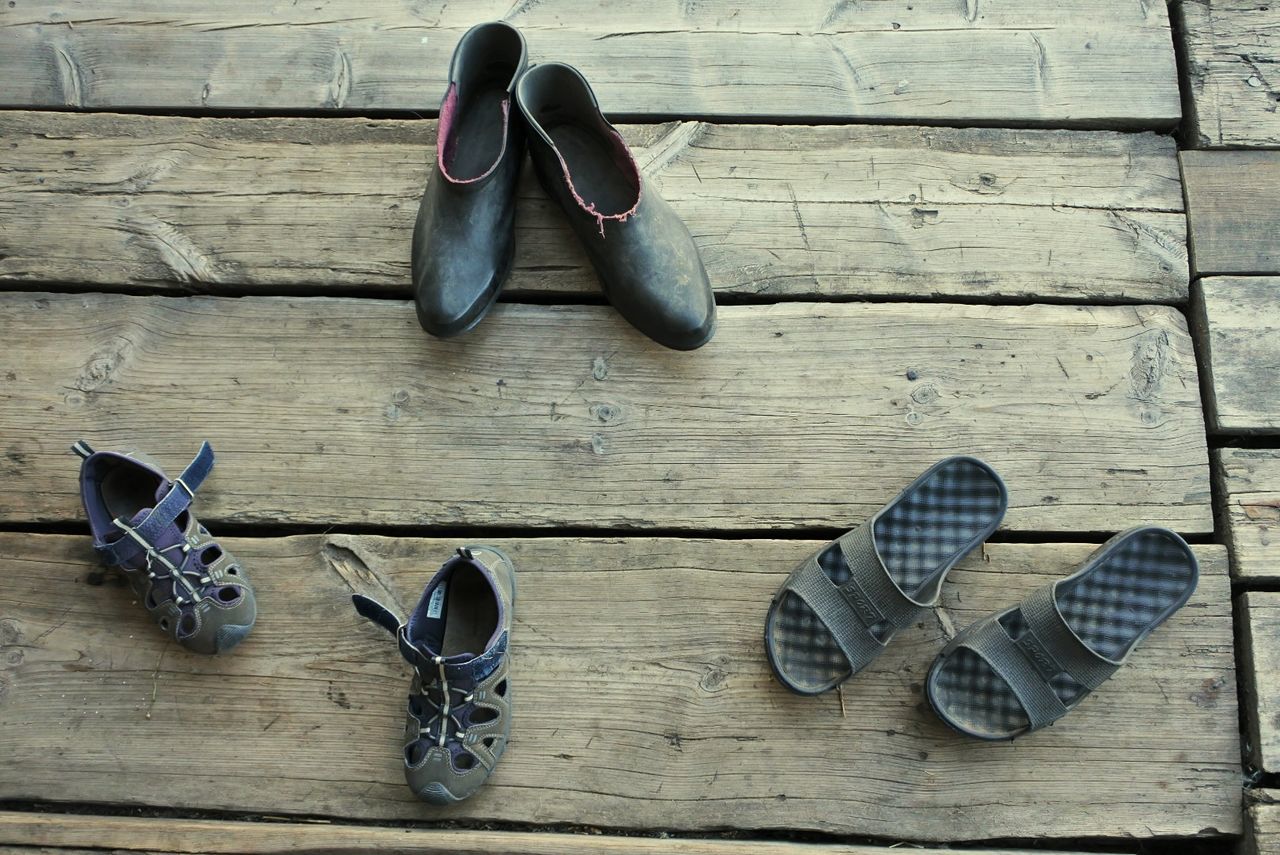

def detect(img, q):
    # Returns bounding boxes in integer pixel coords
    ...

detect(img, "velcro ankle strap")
[352,593,403,635]
[133,442,215,543]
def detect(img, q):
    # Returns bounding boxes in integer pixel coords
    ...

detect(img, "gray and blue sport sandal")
[926,526,1198,740]
[352,545,515,805]
[765,456,1008,695]
[72,440,256,655]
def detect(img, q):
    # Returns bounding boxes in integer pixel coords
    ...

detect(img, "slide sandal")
[764,456,1008,695]
[926,526,1199,740]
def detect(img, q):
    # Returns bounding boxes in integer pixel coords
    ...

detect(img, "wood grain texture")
[0,112,1188,302]
[0,813,1097,855]
[1241,593,1280,775]
[0,293,1212,533]
[1182,151,1280,277]
[0,535,1238,841]
[1247,791,1280,855]
[0,1,1181,125]
[1216,449,1280,581]
[1179,0,1280,147]
[1192,278,1280,433]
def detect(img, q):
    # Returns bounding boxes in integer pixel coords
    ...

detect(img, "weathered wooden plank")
[1182,151,1280,277]
[0,293,1212,533]
[1192,278,1280,433]
[1179,0,1280,148]
[1247,791,1280,855]
[0,112,1188,302]
[1216,449,1280,582]
[0,1,1181,125]
[0,813,1105,855]
[1241,593,1280,775]
[0,535,1238,840]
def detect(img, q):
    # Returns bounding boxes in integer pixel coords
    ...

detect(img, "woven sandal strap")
[783,524,922,673]
[1020,584,1118,690]
[784,553,886,672]
[959,617,1069,731]
[835,523,923,631]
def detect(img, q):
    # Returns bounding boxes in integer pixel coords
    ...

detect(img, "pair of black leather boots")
[412,22,717,351]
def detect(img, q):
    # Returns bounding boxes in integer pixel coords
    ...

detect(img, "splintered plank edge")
[1216,449,1280,581]
[1193,278,1280,434]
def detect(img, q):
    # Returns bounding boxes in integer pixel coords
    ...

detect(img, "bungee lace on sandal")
[352,545,516,805]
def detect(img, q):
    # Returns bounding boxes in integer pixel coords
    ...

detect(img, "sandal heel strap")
[134,441,215,540]
[352,593,403,635]
[97,442,216,566]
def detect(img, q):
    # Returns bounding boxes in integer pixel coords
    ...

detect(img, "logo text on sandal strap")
[838,581,885,628]
[1015,628,1063,681]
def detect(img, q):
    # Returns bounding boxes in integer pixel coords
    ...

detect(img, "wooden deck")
[0,1,1276,853]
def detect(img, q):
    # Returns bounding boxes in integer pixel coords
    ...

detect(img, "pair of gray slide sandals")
[765,456,1199,740]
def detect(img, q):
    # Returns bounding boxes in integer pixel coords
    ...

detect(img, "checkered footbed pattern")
[769,459,1005,692]
[930,529,1197,736]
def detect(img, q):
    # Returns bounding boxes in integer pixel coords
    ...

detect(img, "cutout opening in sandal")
[470,707,498,725]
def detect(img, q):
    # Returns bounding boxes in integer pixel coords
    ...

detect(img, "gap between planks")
[0,811,1122,855]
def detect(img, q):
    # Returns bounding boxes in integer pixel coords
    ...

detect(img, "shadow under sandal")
[926,526,1199,741]
[352,546,515,805]
[72,440,256,655]
[765,456,1008,695]
[516,62,716,350]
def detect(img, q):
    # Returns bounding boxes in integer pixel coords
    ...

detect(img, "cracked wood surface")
[0,293,1212,533]
[1247,791,1280,855]
[0,535,1238,840]
[1181,151,1280,277]
[0,1,1180,125]
[1241,593,1280,776]
[1191,278,1280,433]
[1215,449,1280,581]
[0,112,1188,302]
[1179,0,1280,147]
[0,814,1104,855]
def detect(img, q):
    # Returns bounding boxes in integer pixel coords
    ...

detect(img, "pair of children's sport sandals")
[74,445,1197,805]
[73,441,514,805]
[765,455,1200,740]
